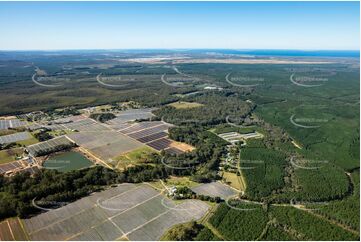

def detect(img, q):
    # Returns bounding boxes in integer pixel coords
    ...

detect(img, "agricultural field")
[0,160,25,175]
[268,206,359,240]
[191,182,237,199]
[240,147,287,200]
[291,163,350,201]
[120,145,155,162]
[310,170,360,230]
[61,118,110,132]
[208,202,268,240]
[26,135,75,157]
[259,224,296,241]
[0,129,17,136]
[204,201,359,241]
[117,120,192,154]
[0,217,29,241]
[106,108,156,129]
[0,131,31,144]
[111,146,156,170]
[0,119,27,130]
[14,136,39,146]
[67,130,144,161]
[23,183,210,241]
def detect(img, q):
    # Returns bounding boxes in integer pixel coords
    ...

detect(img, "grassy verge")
[112,146,156,170]
[168,101,204,109]
[0,148,24,164]
[222,171,244,191]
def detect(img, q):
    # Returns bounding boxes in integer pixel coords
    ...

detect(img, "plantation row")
[269,206,359,240]
[311,171,360,230]
[292,164,351,201]
[203,202,359,241]
[209,203,268,240]
[240,147,287,200]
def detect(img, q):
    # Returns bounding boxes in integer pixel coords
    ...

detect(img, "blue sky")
[0,1,359,50]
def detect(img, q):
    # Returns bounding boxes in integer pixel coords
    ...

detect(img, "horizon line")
[0,48,360,52]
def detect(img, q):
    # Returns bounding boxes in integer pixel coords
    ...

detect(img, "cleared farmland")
[116,120,189,154]
[99,109,191,155]
[0,220,13,241]
[26,136,75,156]
[0,218,29,241]
[191,182,238,199]
[136,131,168,143]
[62,118,110,132]
[164,147,184,155]
[53,115,87,123]
[126,199,209,241]
[41,118,110,132]
[0,119,27,130]
[106,108,155,129]
[23,183,210,241]
[128,124,172,139]
[0,160,23,174]
[67,131,144,160]
[0,131,31,144]
[147,138,173,151]
[168,101,204,109]
[118,121,168,135]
